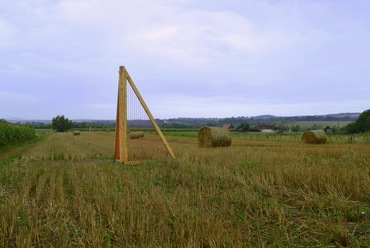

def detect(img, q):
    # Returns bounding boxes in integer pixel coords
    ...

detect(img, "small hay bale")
[198,126,232,148]
[130,131,144,139]
[73,130,80,136]
[301,130,327,144]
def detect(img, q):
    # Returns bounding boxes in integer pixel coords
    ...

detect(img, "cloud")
[149,93,367,118]
[1,0,370,119]
[84,103,115,110]
[53,0,310,66]
[0,17,13,35]
[0,91,38,103]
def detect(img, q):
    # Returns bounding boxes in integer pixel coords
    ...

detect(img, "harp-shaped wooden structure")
[114,66,175,163]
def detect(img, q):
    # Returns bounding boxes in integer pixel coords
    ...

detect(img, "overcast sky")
[1,0,369,120]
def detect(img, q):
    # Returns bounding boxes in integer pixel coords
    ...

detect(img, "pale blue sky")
[1,0,369,119]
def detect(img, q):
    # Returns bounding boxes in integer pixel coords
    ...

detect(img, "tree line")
[19,109,370,134]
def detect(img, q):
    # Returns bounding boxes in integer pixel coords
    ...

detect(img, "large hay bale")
[130,131,144,139]
[301,130,327,144]
[198,126,232,148]
[73,130,80,136]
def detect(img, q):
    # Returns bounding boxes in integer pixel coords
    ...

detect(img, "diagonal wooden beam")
[123,66,176,159]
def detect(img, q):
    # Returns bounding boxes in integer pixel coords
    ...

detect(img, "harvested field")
[0,131,369,247]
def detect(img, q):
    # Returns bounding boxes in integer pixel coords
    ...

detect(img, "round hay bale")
[198,126,232,148]
[130,131,144,139]
[73,130,80,136]
[301,130,327,144]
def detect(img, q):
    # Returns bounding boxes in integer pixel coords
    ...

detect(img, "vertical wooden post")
[114,92,120,160]
[114,66,129,162]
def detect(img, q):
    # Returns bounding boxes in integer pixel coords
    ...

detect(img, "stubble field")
[0,131,369,247]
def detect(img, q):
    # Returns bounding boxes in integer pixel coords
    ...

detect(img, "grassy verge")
[0,129,53,160]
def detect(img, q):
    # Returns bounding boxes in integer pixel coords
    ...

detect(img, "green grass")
[35,129,55,137]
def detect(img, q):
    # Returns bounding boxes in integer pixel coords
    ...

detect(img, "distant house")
[222,124,235,130]
[255,124,277,133]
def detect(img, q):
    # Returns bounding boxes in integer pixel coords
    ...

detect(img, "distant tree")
[344,122,358,133]
[80,121,89,128]
[206,122,216,127]
[344,109,370,133]
[52,115,72,132]
[277,123,289,131]
[291,125,301,132]
[161,122,191,128]
[236,122,250,132]
[309,124,324,130]
[331,126,339,133]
